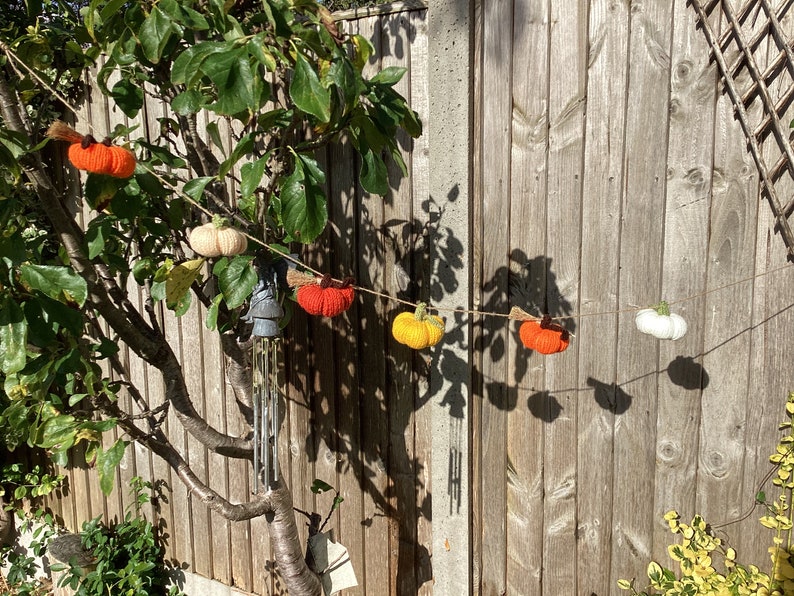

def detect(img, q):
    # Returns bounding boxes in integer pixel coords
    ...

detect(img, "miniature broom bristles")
[46,120,84,144]
[286,269,319,288]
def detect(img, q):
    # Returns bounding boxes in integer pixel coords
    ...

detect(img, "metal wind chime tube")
[245,261,285,494]
[252,348,260,494]
[270,340,279,483]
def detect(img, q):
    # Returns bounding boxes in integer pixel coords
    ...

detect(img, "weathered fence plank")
[504,2,548,595]
[353,13,392,596]
[541,1,587,594]
[575,0,629,593]
[651,0,718,565]
[476,0,513,594]
[608,0,675,587]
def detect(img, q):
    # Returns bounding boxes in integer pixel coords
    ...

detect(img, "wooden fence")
[473,0,794,594]
[39,0,794,595]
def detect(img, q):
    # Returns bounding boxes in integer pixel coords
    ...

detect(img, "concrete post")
[428,0,472,592]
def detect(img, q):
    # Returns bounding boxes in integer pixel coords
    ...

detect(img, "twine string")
[2,41,792,326]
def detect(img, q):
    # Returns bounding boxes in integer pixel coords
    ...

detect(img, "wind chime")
[244,258,286,494]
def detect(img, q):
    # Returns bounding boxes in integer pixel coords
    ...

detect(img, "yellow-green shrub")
[619,392,794,596]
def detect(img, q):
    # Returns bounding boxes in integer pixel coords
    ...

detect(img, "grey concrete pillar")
[428,0,472,592]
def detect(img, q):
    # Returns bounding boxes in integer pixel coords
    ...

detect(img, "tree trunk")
[267,484,323,596]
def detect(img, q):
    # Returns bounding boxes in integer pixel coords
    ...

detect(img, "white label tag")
[308,532,358,595]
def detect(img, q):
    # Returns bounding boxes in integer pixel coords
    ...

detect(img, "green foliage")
[320,0,392,11]
[0,461,63,596]
[0,0,418,502]
[619,392,794,596]
[0,514,57,596]
[57,477,183,596]
[0,461,64,506]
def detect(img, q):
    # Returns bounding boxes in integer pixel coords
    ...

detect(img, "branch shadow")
[282,140,451,594]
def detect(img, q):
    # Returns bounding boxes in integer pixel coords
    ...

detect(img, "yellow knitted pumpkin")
[391,302,445,349]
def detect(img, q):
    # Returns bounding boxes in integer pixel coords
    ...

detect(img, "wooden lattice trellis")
[691,0,794,260]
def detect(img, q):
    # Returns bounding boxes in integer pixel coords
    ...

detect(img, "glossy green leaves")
[276,154,328,243]
[290,53,331,122]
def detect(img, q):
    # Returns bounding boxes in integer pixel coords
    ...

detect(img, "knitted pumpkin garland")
[519,315,570,355]
[47,120,136,179]
[295,274,355,317]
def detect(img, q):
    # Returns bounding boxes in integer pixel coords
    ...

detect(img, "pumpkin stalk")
[414,301,444,330]
[212,214,229,228]
[653,300,671,316]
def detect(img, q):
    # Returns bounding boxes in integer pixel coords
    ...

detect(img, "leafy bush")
[0,461,63,596]
[56,477,182,596]
[620,392,794,596]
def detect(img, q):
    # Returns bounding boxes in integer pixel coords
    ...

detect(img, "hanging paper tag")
[308,532,358,595]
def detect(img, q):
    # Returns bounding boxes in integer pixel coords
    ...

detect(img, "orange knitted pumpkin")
[519,315,570,355]
[296,275,355,317]
[48,121,136,179]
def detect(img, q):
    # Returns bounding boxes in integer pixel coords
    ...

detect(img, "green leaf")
[0,297,27,374]
[351,34,374,71]
[647,561,663,586]
[159,0,209,30]
[311,479,334,494]
[134,170,169,197]
[257,108,293,130]
[202,49,256,116]
[328,57,365,112]
[139,6,178,64]
[20,264,88,307]
[371,66,406,86]
[86,219,110,259]
[206,121,226,155]
[290,53,331,122]
[84,173,127,211]
[37,295,84,336]
[171,41,229,87]
[96,439,127,495]
[22,300,55,347]
[183,176,214,202]
[218,133,255,178]
[98,0,128,24]
[277,155,328,243]
[218,255,256,309]
[360,147,388,195]
[205,294,223,330]
[111,79,143,118]
[171,89,206,115]
[240,155,268,198]
[248,35,277,71]
[136,140,187,169]
[39,414,77,449]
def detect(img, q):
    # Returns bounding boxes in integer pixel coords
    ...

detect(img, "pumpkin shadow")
[666,355,710,390]
[527,391,563,422]
[587,376,633,414]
